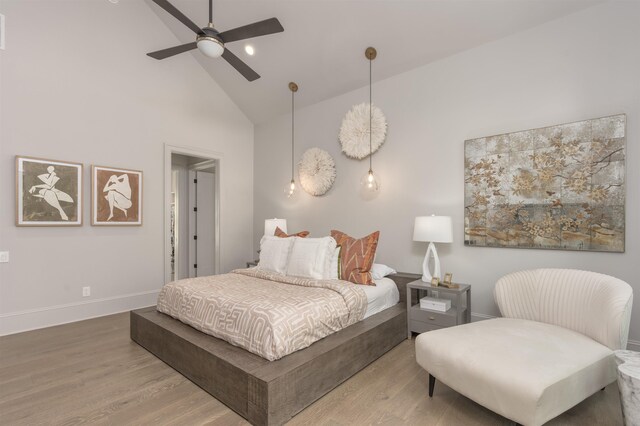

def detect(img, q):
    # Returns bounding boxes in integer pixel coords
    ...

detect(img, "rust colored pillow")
[274,226,310,238]
[330,230,379,285]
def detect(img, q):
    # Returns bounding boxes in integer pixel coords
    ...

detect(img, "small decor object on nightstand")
[420,296,451,312]
[430,277,440,287]
[441,272,459,288]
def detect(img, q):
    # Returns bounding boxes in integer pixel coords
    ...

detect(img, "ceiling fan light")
[196,36,224,58]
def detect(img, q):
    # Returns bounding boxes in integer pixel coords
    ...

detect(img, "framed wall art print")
[16,156,83,226]
[92,165,143,226]
[464,114,625,252]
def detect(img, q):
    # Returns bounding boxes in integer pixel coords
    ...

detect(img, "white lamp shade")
[264,218,287,236]
[413,215,453,243]
[197,38,224,58]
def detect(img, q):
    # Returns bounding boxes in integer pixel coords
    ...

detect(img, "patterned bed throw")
[156,268,368,361]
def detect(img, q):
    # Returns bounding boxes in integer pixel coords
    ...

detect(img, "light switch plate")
[0,252,9,263]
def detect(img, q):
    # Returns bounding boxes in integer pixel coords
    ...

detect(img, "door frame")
[164,144,222,284]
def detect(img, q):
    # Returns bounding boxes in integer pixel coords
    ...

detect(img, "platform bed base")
[130,273,416,426]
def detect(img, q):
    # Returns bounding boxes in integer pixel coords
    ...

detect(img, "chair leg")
[429,374,436,397]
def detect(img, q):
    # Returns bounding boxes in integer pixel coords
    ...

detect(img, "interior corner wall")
[253,2,640,347]
[0,0,254,335]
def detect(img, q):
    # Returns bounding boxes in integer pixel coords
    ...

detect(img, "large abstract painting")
[464,114,625,252]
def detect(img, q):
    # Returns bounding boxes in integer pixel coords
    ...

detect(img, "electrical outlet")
[82,287,90,297]
[0,251,8,263]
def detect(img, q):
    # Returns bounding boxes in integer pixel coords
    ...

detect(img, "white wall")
[0,0,254,334]
[254,2,640,347]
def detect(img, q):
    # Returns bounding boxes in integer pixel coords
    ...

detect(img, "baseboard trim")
[471,312,640,351]
[627,339,640,351]
[0,290,159,336]
[471,312,496,321]
[3,302,639,351]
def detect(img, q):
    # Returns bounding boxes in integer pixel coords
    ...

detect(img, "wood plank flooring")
[0,313,623,425]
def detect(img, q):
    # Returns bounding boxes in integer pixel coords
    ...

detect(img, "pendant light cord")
[291,89,295,180]
[369,56,372,172]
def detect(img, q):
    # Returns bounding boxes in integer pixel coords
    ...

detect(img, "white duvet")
[361,277,400,318]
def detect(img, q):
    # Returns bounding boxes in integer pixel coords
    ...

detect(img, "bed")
[130,271,417,425]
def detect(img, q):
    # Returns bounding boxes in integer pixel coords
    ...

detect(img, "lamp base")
[421,242,441,282]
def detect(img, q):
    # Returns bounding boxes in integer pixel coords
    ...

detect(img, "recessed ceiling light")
[245,45,255,56]
[108,0,119,3]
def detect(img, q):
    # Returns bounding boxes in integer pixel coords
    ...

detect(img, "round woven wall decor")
[299,148,336,196]
[338,103,387,159]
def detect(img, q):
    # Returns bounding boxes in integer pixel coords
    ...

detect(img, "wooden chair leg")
[429,374,436,397]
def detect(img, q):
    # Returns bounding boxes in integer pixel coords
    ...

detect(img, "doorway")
[165,146,221,283]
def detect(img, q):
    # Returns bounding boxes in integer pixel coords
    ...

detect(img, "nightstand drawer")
[411,321,444,334]
[409,305,458,327]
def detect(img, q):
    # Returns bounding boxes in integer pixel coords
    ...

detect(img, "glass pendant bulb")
[284,179,297,199]
[360,169,380,192]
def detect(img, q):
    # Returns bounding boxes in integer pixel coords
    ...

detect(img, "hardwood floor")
[0,313,623,425]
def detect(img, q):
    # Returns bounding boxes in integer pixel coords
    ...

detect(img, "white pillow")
[258,236,295,275]
[328,246,341,280]
[286,237,337,280]
[371,263,396,280]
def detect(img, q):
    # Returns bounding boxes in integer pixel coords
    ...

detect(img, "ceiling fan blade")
[151,0,203,35]
[218,18,284,43]
[222,49,260,81]
[147,42,197,60]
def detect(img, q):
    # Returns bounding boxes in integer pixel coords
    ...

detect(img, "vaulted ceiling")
[146,0,600,124]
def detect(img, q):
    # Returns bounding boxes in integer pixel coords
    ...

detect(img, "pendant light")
[284,82,298,198]
[360,47,381,192]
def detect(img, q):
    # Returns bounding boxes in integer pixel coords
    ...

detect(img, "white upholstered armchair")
[415,269,633,426]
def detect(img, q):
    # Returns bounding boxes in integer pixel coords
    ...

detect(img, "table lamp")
[264,218,287,236]
[413,215,453,282]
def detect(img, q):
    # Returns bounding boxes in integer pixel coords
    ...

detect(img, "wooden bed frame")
[130,272,419,426]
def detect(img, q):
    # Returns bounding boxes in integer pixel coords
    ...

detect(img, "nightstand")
[246,260,259,268]
[406,279,471,338]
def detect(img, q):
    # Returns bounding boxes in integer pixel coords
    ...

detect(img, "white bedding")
[361,277,400,318]
[245,266,399,319]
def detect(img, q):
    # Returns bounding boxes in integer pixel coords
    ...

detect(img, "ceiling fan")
[147,0,284,82]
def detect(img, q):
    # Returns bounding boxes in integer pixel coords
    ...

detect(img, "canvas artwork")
[16,156,83,226]
[464,114,625,252]
[92,165,142,226]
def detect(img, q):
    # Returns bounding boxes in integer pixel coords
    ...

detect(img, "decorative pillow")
[274,226,310,238]
[371,263,397,280]
[258,236,295,275]
[331,230,380,285]
[286,237,337,280]
[328,246,342,280]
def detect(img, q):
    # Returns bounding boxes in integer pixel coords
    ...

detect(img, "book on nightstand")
[419,296,451,312]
